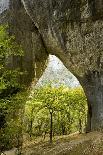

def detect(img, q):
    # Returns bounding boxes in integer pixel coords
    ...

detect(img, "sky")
[36,55,80,88]
[0,0,9,14]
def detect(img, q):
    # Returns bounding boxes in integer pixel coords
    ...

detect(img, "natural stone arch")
[21,0,103,131]
[0,0,103,131]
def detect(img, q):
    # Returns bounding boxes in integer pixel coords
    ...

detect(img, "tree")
[25,84,87,143]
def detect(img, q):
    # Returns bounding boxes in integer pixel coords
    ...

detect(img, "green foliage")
[25,84,87,140]
[0,25,24,96]
[0,91,29,151]
[0,25,26,152]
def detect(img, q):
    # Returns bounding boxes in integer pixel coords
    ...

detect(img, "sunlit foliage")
[25,85,87,143]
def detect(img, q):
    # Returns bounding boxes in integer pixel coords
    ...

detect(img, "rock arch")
[0,0,103,131]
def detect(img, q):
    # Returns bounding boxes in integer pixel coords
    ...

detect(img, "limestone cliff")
[21,0,103,131]
[0,0,48,86]
[22,0,103,76]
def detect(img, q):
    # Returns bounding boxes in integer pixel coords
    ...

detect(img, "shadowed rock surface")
[0,0,103,131]
[0,0,48,86]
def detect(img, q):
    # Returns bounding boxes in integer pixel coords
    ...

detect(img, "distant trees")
[36,55,79,88]
[25,85,87,143]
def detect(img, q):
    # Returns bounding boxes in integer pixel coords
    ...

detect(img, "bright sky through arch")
[36,55,80,88]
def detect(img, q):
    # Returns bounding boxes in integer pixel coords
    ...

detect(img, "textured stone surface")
[21,0,103,130]
[22,0,103,76]
[0,0,48,86]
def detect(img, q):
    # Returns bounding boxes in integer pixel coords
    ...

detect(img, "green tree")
[25,84,87,144]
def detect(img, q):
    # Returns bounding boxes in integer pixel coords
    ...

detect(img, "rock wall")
[22,0,103,78]
[1,0,103,85]
[21,0,103,131]
[0,0,48,86]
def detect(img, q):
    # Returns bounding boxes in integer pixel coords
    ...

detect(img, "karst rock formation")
[0,0,103,131]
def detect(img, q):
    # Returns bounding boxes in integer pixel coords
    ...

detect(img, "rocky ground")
[22,132,103,155]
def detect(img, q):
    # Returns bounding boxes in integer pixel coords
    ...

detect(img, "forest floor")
[22,131,103,155]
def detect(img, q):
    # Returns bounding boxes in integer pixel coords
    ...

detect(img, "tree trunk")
[79,118,82,133]
[61,124,66,135]
[80,72,103,131]
[50,111,53,143]
[43,131,47,140]
[29,119,33,137]
[29,108,34,137]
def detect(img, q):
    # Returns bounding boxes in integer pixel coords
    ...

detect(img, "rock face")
[0,0,48,86]
[0,0,103,131]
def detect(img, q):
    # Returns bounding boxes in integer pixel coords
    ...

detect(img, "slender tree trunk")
[29,108,34,137]
[79,118,82,133]
[50,111,53,143]
[29,119,33,137]
[43,131,46,140]
[80,71,103,131]
[61,124,66,135]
